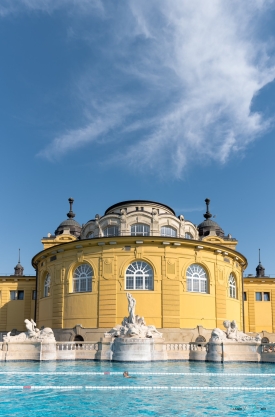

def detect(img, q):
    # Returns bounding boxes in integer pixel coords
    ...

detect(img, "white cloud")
[4,0,275,177]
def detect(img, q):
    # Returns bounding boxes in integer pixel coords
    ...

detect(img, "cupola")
[198,198,224,238]
[256,249,265,277]
[55,198,82,238]
[14,249,24,276]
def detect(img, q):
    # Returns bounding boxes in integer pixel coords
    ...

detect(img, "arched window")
[185,232,193,239]
[103,226,119,237]
[228,274,237,298]
[131,224,150,236]
[125,261,153,290]
[186,264,208,293]
[73,264,93,293]
[44,273,51,297]
[161,226,177,237]
[87,231,94,238]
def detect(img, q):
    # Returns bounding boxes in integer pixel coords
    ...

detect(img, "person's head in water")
[123,371,129,377]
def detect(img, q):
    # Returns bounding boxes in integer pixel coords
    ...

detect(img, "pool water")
[0,361,274,416]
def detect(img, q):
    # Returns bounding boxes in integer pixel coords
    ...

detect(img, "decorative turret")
[198,198,224,238]
[55,198,82,238]
[14,249,24,276]
[256,249,265,277]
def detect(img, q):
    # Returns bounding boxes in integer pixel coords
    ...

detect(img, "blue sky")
[0,0,275,275]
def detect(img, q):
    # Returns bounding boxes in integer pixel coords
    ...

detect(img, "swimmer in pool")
[123,371,135,378]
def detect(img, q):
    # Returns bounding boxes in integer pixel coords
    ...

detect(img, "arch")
[195,335,206,343]
[125,260,154,290]
[161,226,177,237]
[228,273,237,299]
[131,223,150,236]
[73,263,93,293]
[44,273,51,297]
[262,337,269,344]
[74,335,84,342]
[186,264,208,293]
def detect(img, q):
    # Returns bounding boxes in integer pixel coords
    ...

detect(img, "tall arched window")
[131,224,150,236]
[44,273,51,297]
[73,264,93,292]
[125,261,153,290]
[186,264,208,293]
[228,274,237,298]
[103,226,119,237]
[161,226,177,237]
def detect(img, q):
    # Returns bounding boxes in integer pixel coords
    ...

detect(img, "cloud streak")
[4,0,275,177]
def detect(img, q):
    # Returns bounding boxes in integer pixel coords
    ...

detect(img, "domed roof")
[55,198,82,238]
[198,199,224,237]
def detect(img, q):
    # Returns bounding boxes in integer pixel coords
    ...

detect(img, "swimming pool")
[0,361,273,416]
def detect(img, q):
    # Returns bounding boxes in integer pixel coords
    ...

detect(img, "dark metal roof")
[105,200,175,215]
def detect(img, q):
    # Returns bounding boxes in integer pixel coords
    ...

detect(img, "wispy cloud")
[4,0,275,177]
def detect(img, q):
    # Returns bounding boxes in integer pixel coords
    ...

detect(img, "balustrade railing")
[165,342,208,352]
[56,342,98,351]
[261,343,275,353]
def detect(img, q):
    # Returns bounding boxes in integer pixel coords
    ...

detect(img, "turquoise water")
[0,361,274,416]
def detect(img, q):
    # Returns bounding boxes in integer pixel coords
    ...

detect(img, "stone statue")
[210,320,261,343]
[105,292,163,339]
[127,292,136,324]
[3,319,56,342]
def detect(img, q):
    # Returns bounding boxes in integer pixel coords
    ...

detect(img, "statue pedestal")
[112,337,167,362]
[2,341,56,361]
[206,341,261,362]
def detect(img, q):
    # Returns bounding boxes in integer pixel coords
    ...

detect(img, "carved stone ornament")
[210,320,261,343]
[3,319,56,342]
[104,292,163,339]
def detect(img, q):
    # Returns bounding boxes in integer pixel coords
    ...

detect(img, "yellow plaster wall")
[0,278,36,331]
[244,279,275,333]
[33,237,246,332]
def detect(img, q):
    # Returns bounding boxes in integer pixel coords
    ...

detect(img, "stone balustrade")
[56,342,98,351]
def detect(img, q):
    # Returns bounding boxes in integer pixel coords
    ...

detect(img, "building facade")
[30,198,247,341]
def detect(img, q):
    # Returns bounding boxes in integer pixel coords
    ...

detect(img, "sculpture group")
[105,292,162,339]
[210,320,261,343]
[3,319,55,342]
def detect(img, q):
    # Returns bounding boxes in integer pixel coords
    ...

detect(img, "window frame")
[130,224,150,236]
[73,264,93,293]
[161,226,177,237]
[125,261,154,290]
[228,273,237,299]
[103,226,119,237]
[44,273,51,298]
[186,264,208,294]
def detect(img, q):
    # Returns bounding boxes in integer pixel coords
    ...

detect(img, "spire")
[203,198,212,220]
[18,248,20,264]
[67,197,76,219]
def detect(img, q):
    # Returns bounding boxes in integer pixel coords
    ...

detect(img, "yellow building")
[244,256,275,339]
[28,198,247,342]
[0,257,36,336]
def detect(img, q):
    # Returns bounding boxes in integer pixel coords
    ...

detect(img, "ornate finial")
[259,248,261,264]
[18,248,20,263]
[203,198,212,220]
[67,197,75,219]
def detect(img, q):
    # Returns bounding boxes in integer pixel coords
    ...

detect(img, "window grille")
[44,274,51,297]
[228,274,237,298]
[186,264,208,293]
[73,264,93,293]
[131,224,150,236]
[125,261,153,290]
[161,226,177,237]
